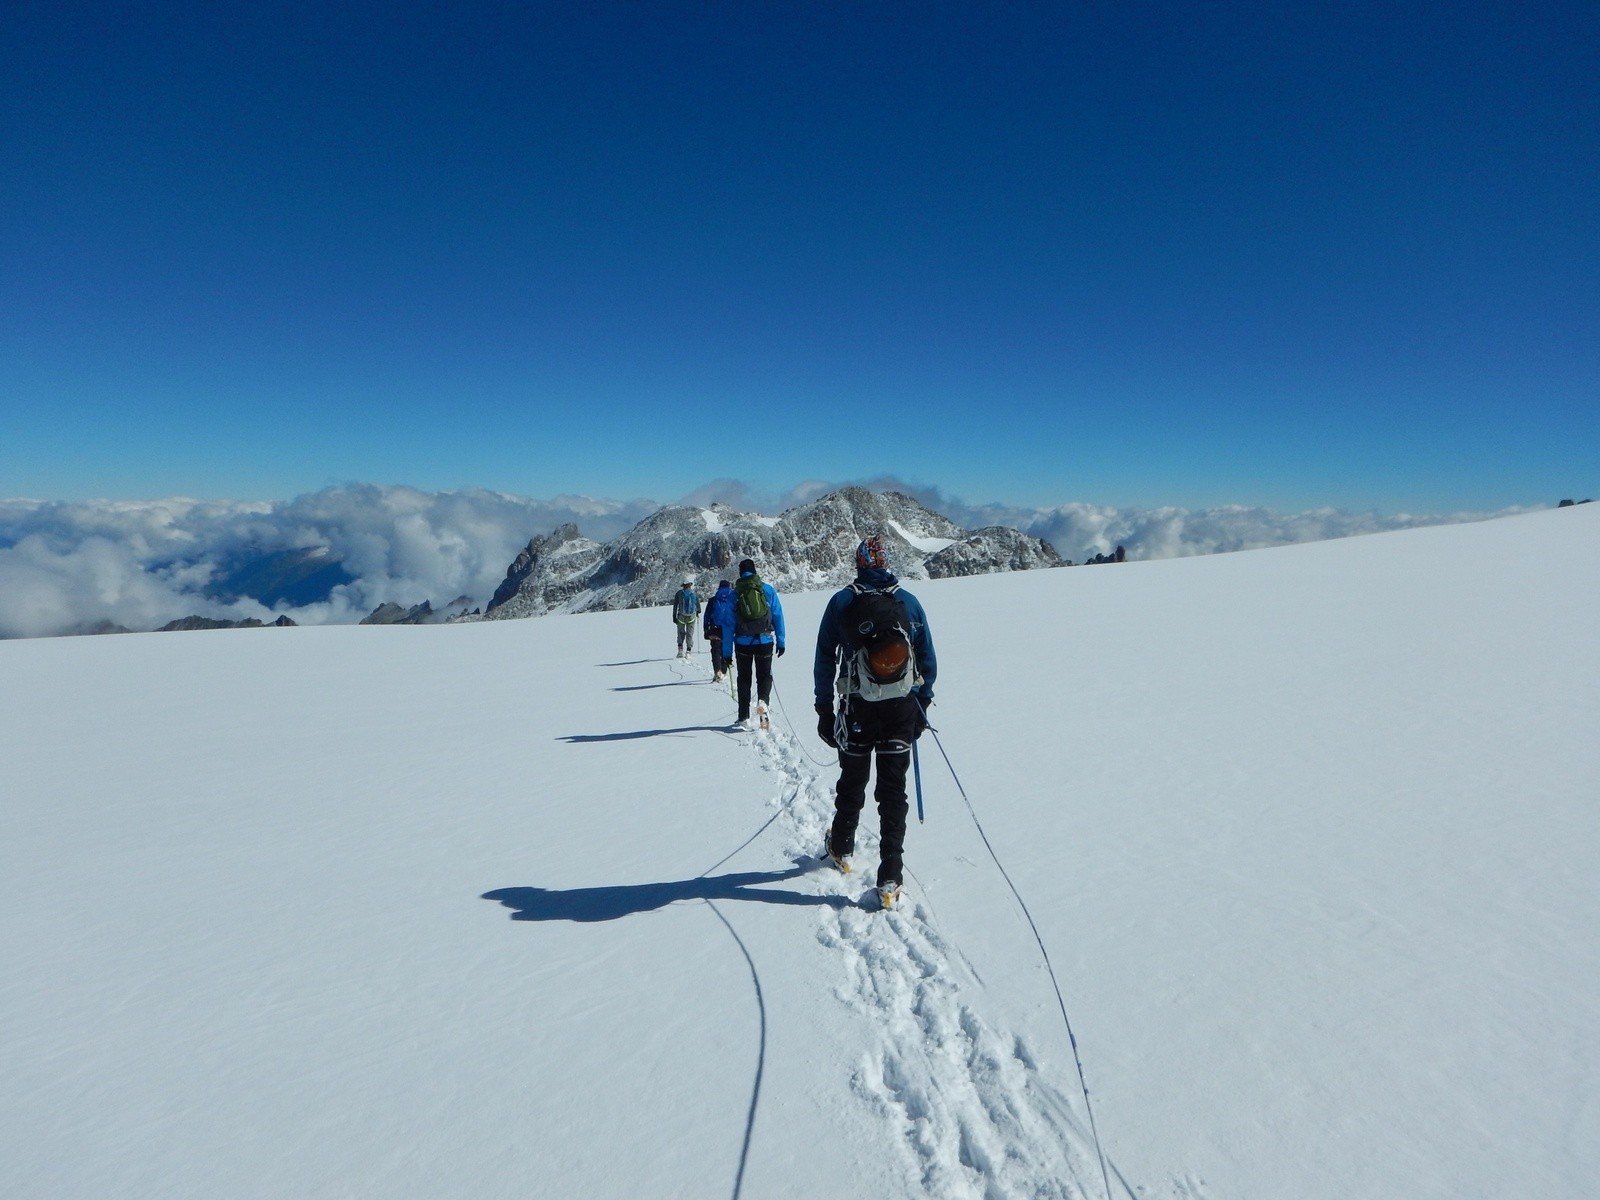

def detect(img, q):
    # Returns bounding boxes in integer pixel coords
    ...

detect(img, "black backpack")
[733,574,773,637]
[839,585,916,693]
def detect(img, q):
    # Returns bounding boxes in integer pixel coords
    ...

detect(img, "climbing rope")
[914,700,1117,1200]
[770,678,839,769]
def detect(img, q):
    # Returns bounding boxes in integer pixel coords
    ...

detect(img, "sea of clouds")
[685,475,1532,561]
[0,485,657,639]
[0,479,1531,639]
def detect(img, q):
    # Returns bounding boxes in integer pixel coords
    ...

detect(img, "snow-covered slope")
[2,505,1596,1199]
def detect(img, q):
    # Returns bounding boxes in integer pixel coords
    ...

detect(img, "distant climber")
[704,579,734,682]
[671,580,699,660]
[726,558,785,730]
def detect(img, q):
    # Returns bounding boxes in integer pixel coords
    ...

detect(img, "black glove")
[776,645,785,657]
[815,704,837,748]
[912,700,931,738]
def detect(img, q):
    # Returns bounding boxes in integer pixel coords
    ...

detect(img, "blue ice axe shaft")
[913,740,925,824]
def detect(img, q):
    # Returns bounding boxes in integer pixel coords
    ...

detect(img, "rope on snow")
[914,698,1118,1200]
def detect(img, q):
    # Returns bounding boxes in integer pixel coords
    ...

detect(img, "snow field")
[3,502,1597,1199]
[904,505,1600,1199]
[740,712,1103,1199]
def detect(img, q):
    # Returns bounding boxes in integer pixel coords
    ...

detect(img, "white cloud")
[0,486,656,639]
[978,500,1540,562]
[790,475,1536,562]
[0,480,1541,639]
[0,533,273,639]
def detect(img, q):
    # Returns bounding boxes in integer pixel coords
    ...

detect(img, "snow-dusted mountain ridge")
[483,486,1062,618]
[480,489,1062,620]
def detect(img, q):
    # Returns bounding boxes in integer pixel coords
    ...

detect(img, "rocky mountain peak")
[487,523,604,612]
[925,527,1063,577]
[482,487,1061,621]
[360,596,480,626]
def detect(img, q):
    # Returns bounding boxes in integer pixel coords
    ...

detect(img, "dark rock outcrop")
[360,596,477,626]
[360,602,428,625]
[157,615,299,632]
[1081,545,1128,566]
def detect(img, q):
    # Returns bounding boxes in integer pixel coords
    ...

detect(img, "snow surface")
[889,519,958,555]
[2,505,1597,1199]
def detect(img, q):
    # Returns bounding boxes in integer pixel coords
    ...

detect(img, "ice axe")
[911,696,931,823]
[913,740,925,823]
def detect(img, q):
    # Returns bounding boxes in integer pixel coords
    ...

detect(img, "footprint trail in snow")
[711,669,1124,1200]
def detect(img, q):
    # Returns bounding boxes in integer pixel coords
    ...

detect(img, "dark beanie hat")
[738,558,756,575]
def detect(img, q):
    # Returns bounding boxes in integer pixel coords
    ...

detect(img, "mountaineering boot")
[877,880,902,910]
[825,846,852,874]
[757,702,769,731]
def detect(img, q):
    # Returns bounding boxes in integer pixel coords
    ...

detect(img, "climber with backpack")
[704,579,734,682]
[813,535,937,909]
[671,579,699,660]
[726,558,785,730]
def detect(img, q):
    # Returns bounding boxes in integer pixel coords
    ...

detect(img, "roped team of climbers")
[667,535,937,908]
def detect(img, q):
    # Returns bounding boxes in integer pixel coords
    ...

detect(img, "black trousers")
[706,626,728,675]
[735,643,773,719]
[827,696,918,886]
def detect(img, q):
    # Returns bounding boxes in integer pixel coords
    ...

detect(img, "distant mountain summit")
[158,614,298,632]
[486,523,606,613]
[359,596,478,626]
[923,526,1066,576]
[482,487,1061,620]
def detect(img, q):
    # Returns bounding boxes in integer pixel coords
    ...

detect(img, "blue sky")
[2,2,1594,511]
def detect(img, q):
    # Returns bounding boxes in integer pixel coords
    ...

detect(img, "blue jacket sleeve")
[901,591,937,705]
[766,584,785,650]
[813,590,846,706]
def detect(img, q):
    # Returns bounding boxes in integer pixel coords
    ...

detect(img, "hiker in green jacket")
[726,558,785,729]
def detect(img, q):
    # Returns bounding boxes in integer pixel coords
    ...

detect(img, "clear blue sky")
[2,2,1594,511]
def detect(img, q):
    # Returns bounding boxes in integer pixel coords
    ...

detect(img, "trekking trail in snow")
[669,656,1160,1200]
